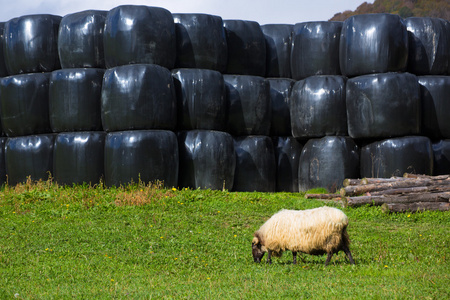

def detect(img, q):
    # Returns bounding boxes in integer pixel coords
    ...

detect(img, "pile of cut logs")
[305,173,450,213]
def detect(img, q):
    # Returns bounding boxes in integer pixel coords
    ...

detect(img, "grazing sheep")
[252,206,355,265]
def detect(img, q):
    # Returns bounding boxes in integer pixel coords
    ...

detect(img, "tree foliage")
[330,0,450,21]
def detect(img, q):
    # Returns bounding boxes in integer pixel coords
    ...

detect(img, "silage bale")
[0,73,51,137]
[339,14,408,77]
[5,134,55,185]
[3,14,61,75]
[173,13,227,72]
[346,72,421,139]
[360,136,433,178]
[298,136,359,192]
[58,10,107,69]
[101,64,176,132]
[291,21,342,80]
[172,68,226,131]
[261,24,293,78]
[178,130,235,190]
[49,68,104,132]
[53,132,105,185]
[223,20,266,76]
[104,130,178,187]
[103,5,176,69]
[290,75,347,138]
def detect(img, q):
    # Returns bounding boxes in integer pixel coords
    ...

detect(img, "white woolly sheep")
[252,206,355,265]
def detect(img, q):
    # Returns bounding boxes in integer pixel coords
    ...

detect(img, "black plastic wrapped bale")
[261,24,293,78]
[290,75,347,138]
[0,73,51,137]
[233,136,276,192]
[49,68,104,132]
[406,17,449,75]
[432,140,450,175]
[360,136,433,178]
[291,21,342,80]
[5,134,55,185]
[53,132,105,185]
[224,75,271,136]
[104,5,175,69]
[0,23,8,77]
[105,130,178,187]
[298,136,359,192]
[223,20,266,76]
[173,13,227,72]
[3,14,61,75]
[346,72,421,139]
[0,138,6,184]
[58,10,107,69]
[101,64,176,132]
[419,76,450,139]
[178,130,235,190]
[172,68,226,131]
[267,78,295,137]
[339,14,408,78]
[273,136,303,192]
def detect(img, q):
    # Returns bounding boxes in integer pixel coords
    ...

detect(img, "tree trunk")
[381,202,450,213]
[344,192,450,207]
[340,179,450,197]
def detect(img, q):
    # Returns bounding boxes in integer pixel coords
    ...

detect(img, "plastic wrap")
[432,140,450,175]
[53,132,105,185]
[103,5,176,69]
[267,78,295,137]
[273,136,303,192]
[0,138,6,184]
[291,75,347,138]
[178,130,235,190]
[3,14,61,75]
[172,68,226,131]
[105,130,178,187]
[261,24,293,78]
[223,20,266,76]
[298,136,359,192]
[291,21,342,80]
[5,134,55,185]
[0,73,51,137]
[419,76,450,139]
[49,68,104,132]
[233,136,276,192]
[173,13,227,72]
[58,10,107,69]
[346,72,421,139]
[0,23,8,77]
[339,14,408,77]
[224,75,271,136]
[406,17,449,75]
[360,136,433,178]
[101,64,176,132]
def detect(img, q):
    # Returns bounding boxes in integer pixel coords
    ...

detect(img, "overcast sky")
[0,0,374,24]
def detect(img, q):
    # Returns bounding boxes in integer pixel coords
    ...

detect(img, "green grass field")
[0,180,449,299]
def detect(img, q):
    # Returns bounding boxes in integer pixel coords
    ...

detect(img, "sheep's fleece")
[252,206,354,263]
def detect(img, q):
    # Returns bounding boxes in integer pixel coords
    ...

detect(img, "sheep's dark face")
[252,237,265,263]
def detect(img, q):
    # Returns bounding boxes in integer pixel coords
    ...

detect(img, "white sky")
[0,0,374,24]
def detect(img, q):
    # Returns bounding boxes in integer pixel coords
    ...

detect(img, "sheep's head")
[252,236,265,263]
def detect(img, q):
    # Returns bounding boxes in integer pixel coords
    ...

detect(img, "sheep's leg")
[266,250,272,264]
[343,246,355,265]
[324,252,333,266]
[292,252,297,265]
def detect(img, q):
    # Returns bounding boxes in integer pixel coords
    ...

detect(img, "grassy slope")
[0,182,449,299]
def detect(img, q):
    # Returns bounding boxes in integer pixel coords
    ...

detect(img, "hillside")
[330,0,450,21]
